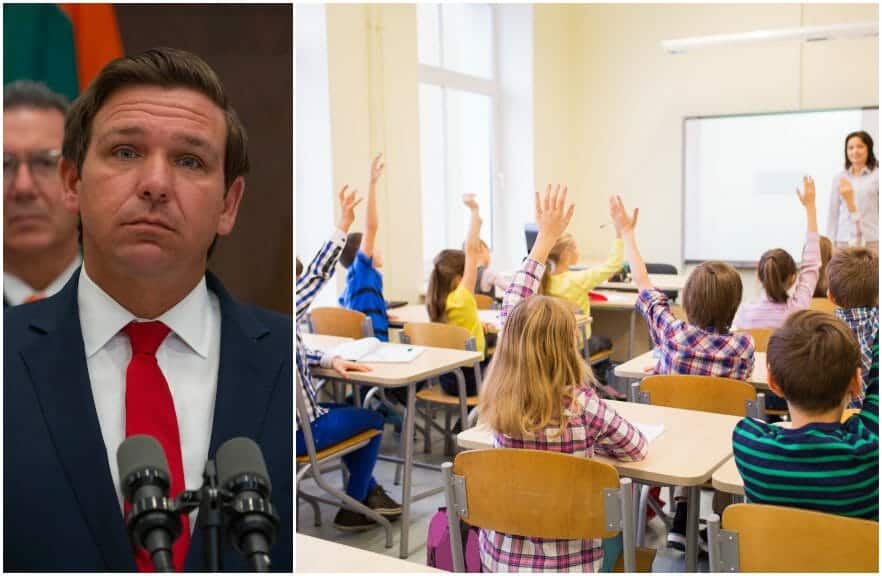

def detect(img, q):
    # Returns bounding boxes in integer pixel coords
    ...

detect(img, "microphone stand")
[174,460,226,571]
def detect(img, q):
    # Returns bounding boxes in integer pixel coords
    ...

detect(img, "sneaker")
[666,501,688,551]
[364,484,402,517]
[333,508,377,532]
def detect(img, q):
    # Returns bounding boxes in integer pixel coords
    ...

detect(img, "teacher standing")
[827,130,879,250]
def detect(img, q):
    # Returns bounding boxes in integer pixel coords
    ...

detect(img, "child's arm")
[360,153,384,259]
[839,176,865,247]
[459,194,483,294]
[296,185,362,321]
[826,176,841,241]
[571,238,625,291]
[501,185,574,327]
[791,176,822,307]
[611,195,650,292]
[579,388,648,462]
[857,340,879,436]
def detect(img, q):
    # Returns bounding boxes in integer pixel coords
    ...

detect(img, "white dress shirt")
[4,254,82,306]
[78,264,221,529]
[827,166,879,244]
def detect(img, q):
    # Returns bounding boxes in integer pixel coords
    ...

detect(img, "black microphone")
[216,437,279,572]
[117,435,182,573]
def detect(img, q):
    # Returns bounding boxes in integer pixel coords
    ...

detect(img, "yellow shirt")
[445,284,486,356]
[546,238,624,339]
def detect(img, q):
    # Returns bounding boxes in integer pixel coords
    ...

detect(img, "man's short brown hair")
[767,310,861,412]
[62,47,249,189]
[827,247,878,308]
[682,261,742,332]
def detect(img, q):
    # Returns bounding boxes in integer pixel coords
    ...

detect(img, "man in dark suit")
[4,48,292,571]
[4,82,81,307]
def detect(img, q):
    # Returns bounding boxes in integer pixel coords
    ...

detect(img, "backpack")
[426,507,482,572]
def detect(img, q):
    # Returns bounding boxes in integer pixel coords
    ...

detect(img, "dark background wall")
[116,4,292,315]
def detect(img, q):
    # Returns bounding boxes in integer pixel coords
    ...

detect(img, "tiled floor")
[297,416,714,572]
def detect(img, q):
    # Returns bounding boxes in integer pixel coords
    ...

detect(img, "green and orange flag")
[4,3,124,100]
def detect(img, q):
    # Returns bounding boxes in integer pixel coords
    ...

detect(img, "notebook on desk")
[330,337,424,363]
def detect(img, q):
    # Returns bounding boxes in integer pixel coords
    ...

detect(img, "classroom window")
[417,3,499,275]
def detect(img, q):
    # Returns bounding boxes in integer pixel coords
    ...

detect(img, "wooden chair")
[707,503,878,572]
[809,297,838,314]
[671,304,688,322]
[629,374,766,547]
[295,372,393,546]
[443,449,637,572]
[734,328,773,353]
[307,307,374,339]
[400,322,482,456]
[474,294,495,310]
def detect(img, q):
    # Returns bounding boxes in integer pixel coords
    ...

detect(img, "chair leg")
[298,489,323,527]
[444,409,454,457]
[636,483,650,547]
[310,469,394,549]
[423,402,432,454]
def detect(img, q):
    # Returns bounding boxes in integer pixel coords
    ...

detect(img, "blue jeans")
[296,403,383,501]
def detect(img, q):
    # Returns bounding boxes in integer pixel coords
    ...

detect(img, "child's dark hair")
[768,310,861,412]
[827,247,879,308]
[813,236,833,298]
[682,261,742,332]
[339,232,363,268]
[296,258,303,279]
[758,248,796,303]
[427,249,465,322]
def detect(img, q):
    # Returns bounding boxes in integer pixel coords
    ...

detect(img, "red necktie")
[123,321,190,571]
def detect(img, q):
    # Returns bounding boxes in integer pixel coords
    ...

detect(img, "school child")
[813,235,833,298]
[339,154,390,341]
[296,185,401,531]
[426,195,491,396]
[619,194,755,550]
[478,185,648,572]
[827,246,879,403]
[735,176,821,329]
[733,312,877,520]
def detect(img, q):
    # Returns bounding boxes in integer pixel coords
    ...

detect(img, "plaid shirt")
[479,258,648,572]
[835,306,879,404]
[296,230,346,428]
[636,288,755,380]
[479,385,648,572]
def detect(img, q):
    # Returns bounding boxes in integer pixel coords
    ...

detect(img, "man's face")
[61,85,244,279]
[4,107,79,257]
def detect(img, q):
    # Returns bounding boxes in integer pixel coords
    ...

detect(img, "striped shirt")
[339,250,389,341]
[732,339,879,520]
[734,232,821,330]
[637,288,755,380]
[479,386,648,572]
[834,306,879,402]
[296,230,346,428]
[478,257,648,572]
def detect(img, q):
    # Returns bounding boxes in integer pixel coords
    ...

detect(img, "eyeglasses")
[3,149,62,187]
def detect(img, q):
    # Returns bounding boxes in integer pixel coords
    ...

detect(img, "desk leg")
[399,381,417,559]
[628,310,636,359]
[686,485,699,571]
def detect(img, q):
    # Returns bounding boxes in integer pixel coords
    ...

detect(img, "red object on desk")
[588,291,608,302]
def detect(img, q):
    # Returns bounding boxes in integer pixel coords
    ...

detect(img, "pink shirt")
[734,232,821,330]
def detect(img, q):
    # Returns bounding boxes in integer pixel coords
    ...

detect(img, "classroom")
[295,3,879,573]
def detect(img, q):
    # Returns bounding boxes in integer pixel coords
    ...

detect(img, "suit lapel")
[21,270,136,571]
[185,273,284,570]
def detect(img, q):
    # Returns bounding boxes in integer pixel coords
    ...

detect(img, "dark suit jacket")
[4,269,293,571]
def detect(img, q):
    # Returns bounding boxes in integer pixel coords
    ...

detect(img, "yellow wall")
[323,3,878,302]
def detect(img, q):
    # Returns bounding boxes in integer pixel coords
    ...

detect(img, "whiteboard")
[683,108,878,265]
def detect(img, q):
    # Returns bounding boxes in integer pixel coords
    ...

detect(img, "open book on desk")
[329,337,425,363]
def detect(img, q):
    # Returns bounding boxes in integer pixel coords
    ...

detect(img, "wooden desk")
[458,400,741,571]
[599,274,689,292]
[301,333,481,559]
[711,457,744,497]
[296,533,441,572]
[388,304,590,330]
[589,291,646,360]
[614,351,769,391]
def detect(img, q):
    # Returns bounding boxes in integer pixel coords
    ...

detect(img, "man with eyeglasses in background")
[4,81,81,307]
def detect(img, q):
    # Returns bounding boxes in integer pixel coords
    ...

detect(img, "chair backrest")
[809,297,838,314]
[645,262,678,275]
[474,294,495,310]
[308,307,373,339]
[401,322,473,351]
[443,449,636,571]
[708,503,878,572]
[635,374,762,418]
[734,328,773,353]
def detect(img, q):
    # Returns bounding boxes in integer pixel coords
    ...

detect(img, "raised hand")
[370,153,385,185]
[796,175,816,207]
[609,195,639,235]
[337,185,363,233]
[838,176,856,212]
[534,184,575,241]
[463,193,480,213]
